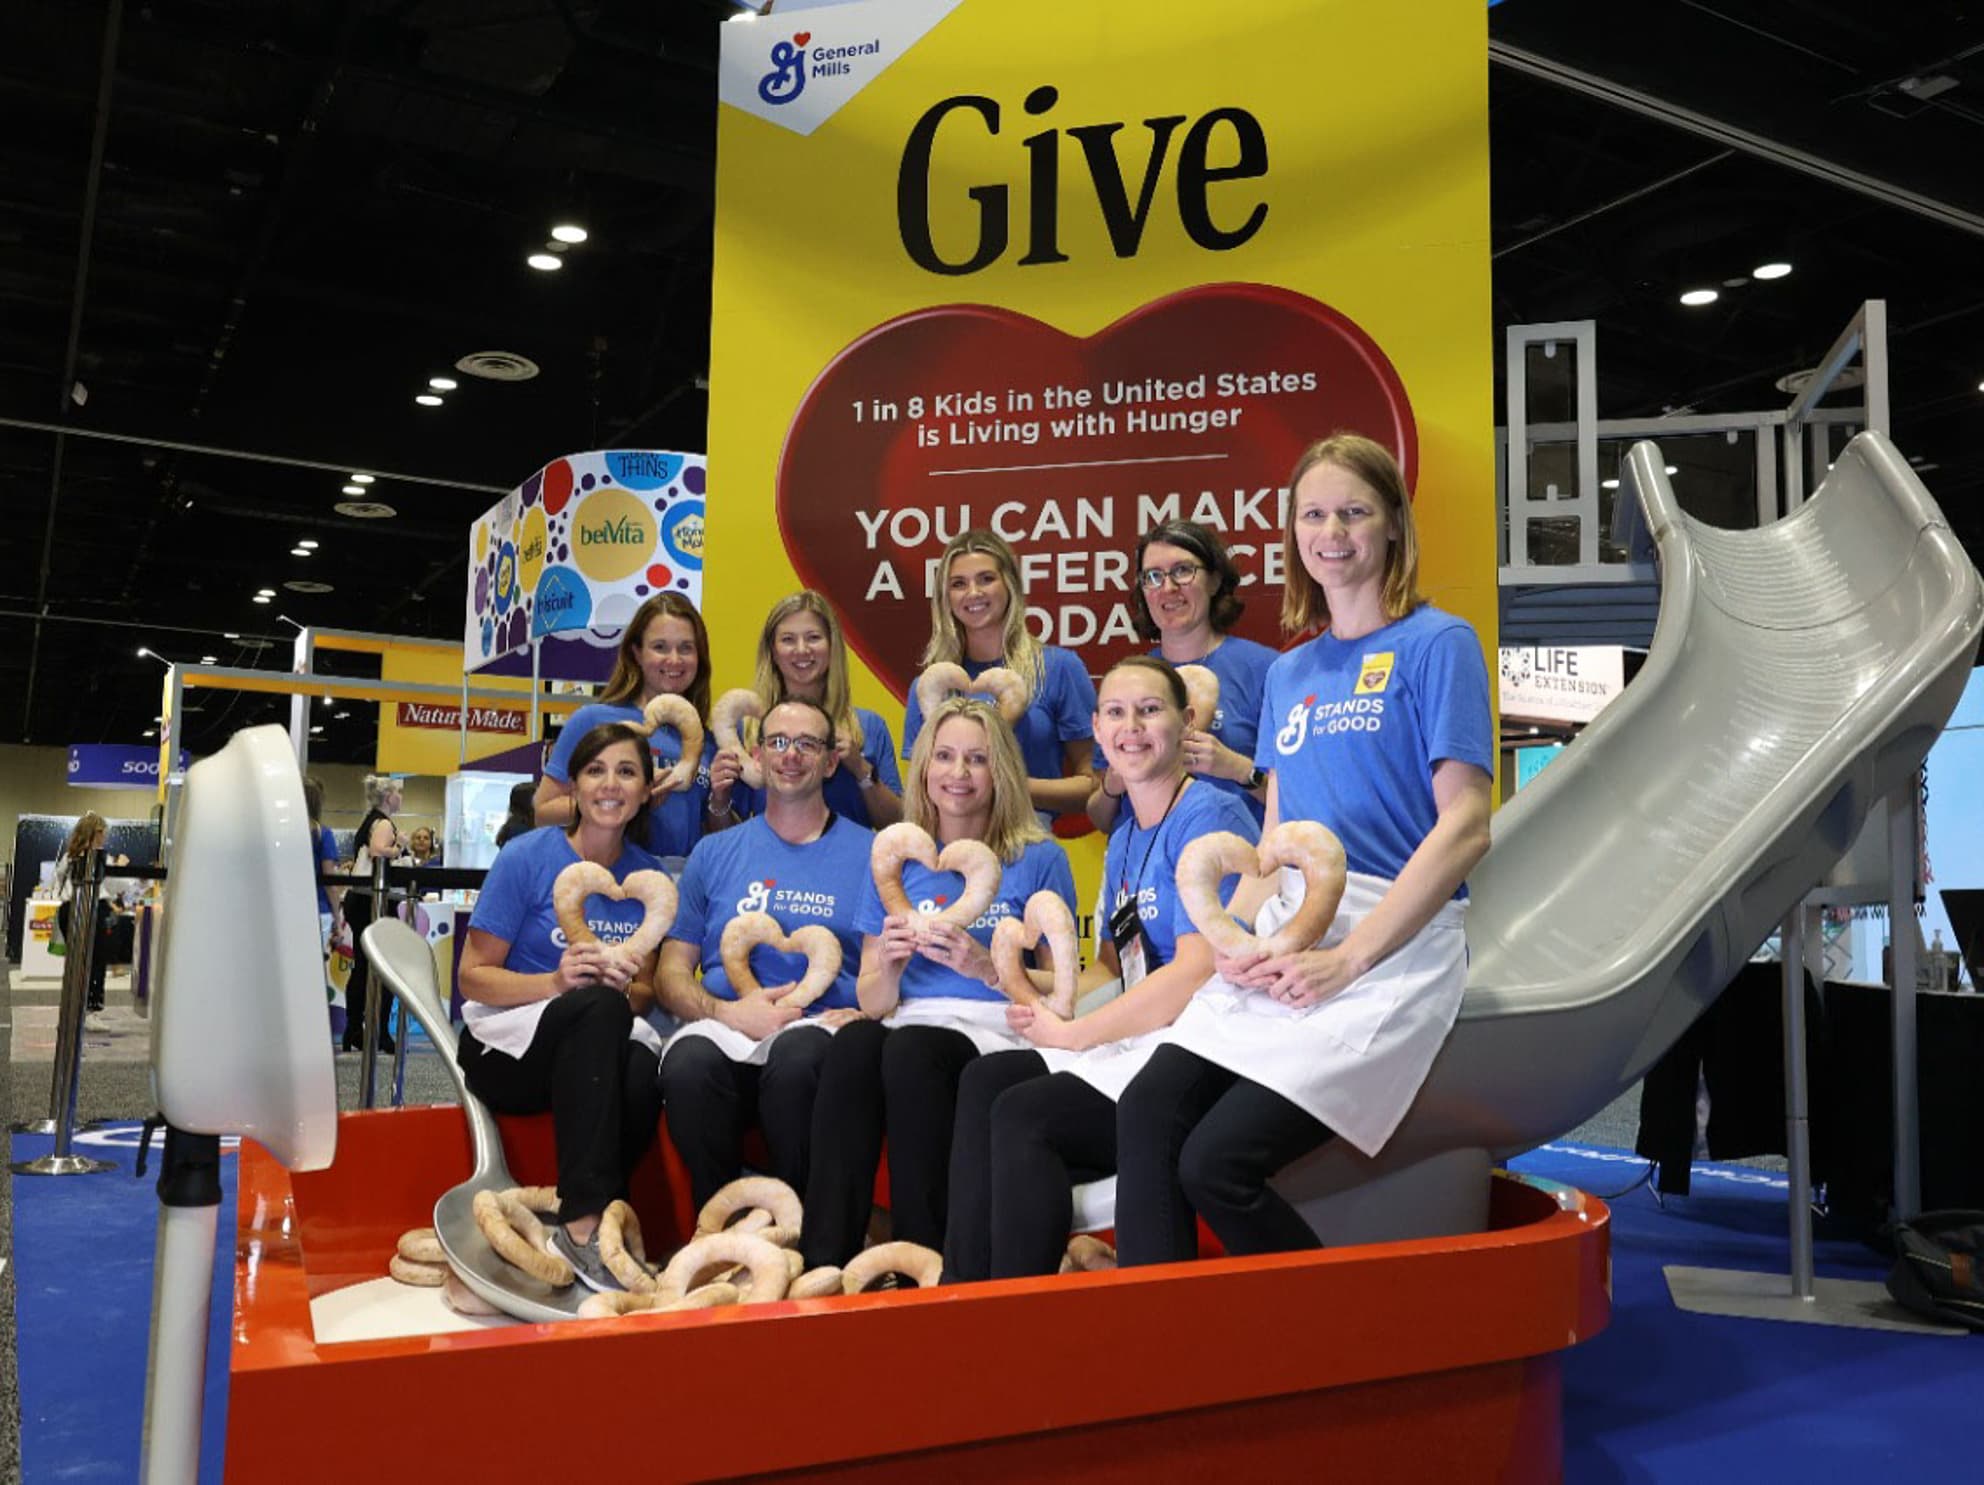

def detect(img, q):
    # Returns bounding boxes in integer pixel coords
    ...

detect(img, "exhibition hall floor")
[1,998,1974,1482]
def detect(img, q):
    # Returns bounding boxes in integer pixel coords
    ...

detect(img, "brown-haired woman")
[1113,432,1494,1264]
[458,722,669,1293]
[533,592,719,862]
[1091,518,1279,832]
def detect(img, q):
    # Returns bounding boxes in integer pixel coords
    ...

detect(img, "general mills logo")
[758,32,811,105]
[1274,697,1313,757]
[736,879,773,914]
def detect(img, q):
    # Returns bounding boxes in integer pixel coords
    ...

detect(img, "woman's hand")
[1180,729,1248,784]
[705,748,744,808]
[1213,945,1273,988]
[596,943,642,992]
[1254,945,1364,1009]
[815,1007,866,1031]
[1007,1001,1081,1050]
[554,943,614,993]
[918,920,995,985]
[878,913,920,968]
[835,731,870,784]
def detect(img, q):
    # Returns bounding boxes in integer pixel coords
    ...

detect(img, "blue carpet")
[1511,1142,1980,1482]
[13,1123,233,1484]
[10,1132,1976,1481]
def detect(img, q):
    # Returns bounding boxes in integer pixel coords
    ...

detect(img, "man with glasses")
[655,698,874,1208]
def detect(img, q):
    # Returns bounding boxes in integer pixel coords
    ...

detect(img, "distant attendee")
[342,774,403,1053]
[56,812,114,1029]
[494,780,539,849]
[302,777,343,1000]
[407,824,441,866]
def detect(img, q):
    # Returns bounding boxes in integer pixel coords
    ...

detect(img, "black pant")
[342,894,391,1048]
[58,901,111,1013]
[457,985,663,1222]
[799,1019,981,1270]
[944,1049,1124,1282]
[1115,1044,1333,1265]
[658,1026,831,1210]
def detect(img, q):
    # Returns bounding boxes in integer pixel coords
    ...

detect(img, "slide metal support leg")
[140,1125,223,1485]
[1886,781,1920,1220]
[1781,903,1814,1301]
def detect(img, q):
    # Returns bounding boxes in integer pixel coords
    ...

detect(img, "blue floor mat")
[13,1123,234,1484]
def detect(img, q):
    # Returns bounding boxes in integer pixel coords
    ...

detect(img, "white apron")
[1156,869,1466,1157]
[1036,1029,1165,1102]
[663,1014,835,1067]
[882,996,1030,1056]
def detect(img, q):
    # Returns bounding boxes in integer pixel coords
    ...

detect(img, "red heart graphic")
[764,879,777,888]
[793,31,811,44]
[776,283,1414,704]
[934,894,950,905]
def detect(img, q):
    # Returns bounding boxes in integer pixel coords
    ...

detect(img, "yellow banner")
[710,0,1495,923]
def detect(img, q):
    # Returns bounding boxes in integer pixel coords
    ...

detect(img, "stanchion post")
[11,845,116,1174]
[1887,780,1920,1220]
[390,876,411,1107]
[357,852,390,1110]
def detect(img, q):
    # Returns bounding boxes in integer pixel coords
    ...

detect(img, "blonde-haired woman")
[534,592,719,861]
[1113,431,1494,1264]
[901,530,1097,820]
[798,698,1077,1271]
[55,812,113,1027]
[727,590,903,828]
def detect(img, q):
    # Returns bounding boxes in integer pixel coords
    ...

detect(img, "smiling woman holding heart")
[722,590,905,829]
[652,698,876,1210]
[799,697,1078,1272]
[458,722,672,1294]
[534,592,723,861]
[901,529,1099,822]
[1112,432,1495,1266]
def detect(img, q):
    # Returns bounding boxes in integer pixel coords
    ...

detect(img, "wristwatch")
[1244,767,1268,791]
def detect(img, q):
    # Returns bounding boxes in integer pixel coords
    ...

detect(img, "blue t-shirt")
[1255,606,1492,892]
[314,823,338,914]
[667,813,873,1012]
[1104,781,1260,968]
[852,835,1076,1004]
[734,706,903,830]
[545,700,714,861]
[901,648,1096,784]
[469,826,667,974]
[1151,636,1278,824]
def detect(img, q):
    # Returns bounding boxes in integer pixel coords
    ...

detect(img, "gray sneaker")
[549,1224,625,1294]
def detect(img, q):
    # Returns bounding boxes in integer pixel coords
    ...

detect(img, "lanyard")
[1119,773,1188,900]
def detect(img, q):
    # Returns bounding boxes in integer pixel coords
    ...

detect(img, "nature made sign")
[394,703,528,736]
[706,0,1496,710]
[465,449,706,669]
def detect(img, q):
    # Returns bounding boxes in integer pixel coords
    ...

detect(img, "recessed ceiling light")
[1752,262,1793,280]
[142,728,157,738]
[349,473,375,484]
[334,500,397,520]
[1679,288,1719,307]
[291,547,311,556]
[310,725,324,735]
[297,539,319,550]
[526,253,563,272]
[341,484,364,495]
[223,632,239,639]
[428,376,458,391]
[285,579,334,594]
[1664,465,1679,475]
[1600,478,1620,490]
[334,711,350,720]
[252,594,272,605]
[256,587,275,597]
[1721,277,1748,289]
[550,223,588,245]
[200,655,217,664]
[415,393,445,407]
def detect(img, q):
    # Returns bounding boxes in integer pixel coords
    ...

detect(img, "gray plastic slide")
[1274,430,1984,1243]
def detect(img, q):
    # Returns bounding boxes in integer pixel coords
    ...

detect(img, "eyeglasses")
[1139,561,1205,590]
[762,733,831,758]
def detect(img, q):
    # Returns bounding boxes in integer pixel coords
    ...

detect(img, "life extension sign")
[719,0,966,138]
[68,744,189,789]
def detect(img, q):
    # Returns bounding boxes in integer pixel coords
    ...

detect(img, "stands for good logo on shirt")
[736,878,841,919]
[1275,691,1387,756]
